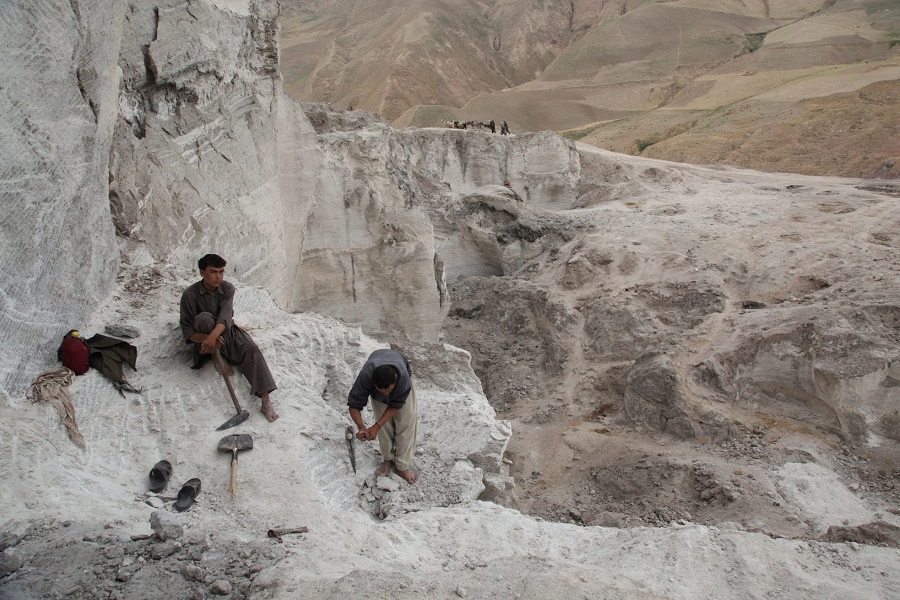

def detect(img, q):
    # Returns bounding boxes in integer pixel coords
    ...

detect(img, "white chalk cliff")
[1,2,899,599]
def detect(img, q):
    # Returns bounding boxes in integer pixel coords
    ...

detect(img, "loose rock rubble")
[0,516,288,600]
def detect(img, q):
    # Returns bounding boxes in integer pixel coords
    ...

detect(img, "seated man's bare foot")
[260,394,279,422]
[261,405,279,422]
[375,461,393,477]
[395,468,418,484]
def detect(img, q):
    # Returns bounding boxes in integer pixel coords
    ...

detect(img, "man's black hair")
[373,365,398,389]
[198,253,227,271]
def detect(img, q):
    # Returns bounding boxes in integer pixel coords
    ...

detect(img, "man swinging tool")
[347,347,418,484]
[179,253,279,422]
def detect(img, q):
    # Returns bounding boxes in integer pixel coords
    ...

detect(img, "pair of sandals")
[149,460,201,512]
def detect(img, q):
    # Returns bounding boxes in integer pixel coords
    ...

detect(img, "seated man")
[347,347,417,483]
[179,253,279,422]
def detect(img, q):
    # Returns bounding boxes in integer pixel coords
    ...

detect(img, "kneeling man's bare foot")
[260,394,279,422]
[375,461,393,477]
[395,468,418,484]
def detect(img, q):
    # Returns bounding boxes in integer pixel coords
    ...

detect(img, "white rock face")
[289,124,445,340]
[110,0,312,305]
[0,0,124,395]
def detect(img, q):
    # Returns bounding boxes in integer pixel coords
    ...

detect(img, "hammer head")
[218,433,254,452]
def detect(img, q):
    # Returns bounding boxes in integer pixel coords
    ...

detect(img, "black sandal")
[174,478,202,512]
[148,460,172,493]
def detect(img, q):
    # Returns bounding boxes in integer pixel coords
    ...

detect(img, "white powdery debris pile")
[1,265,898,599]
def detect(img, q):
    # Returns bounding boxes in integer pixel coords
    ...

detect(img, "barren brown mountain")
[279,0,899,178]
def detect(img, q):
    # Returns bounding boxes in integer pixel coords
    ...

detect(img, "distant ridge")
[279,0,899,178]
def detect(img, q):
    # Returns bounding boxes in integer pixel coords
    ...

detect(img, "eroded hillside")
[279,0,900,178]
[437,145,900,533]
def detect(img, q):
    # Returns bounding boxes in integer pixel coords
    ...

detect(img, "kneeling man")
[347,348,417,483]
[180,253,279,422]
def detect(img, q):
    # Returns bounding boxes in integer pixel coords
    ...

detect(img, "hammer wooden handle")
[269,527,309,535]
[230,452,238,497]
[267,527,309,542]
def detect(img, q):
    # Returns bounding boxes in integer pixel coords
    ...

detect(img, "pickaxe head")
[216,409,250,431]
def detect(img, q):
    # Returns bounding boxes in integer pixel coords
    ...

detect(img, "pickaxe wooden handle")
[212,349,243,415]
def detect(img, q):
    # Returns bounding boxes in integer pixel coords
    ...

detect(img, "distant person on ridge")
[500,121,510,135]
[347,347,418,484]
[179,253,279,422]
